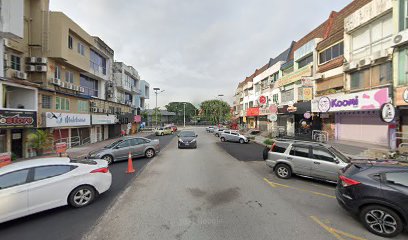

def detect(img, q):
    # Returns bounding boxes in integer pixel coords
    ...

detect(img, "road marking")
[310,216,367,240]
[263,178,335,199]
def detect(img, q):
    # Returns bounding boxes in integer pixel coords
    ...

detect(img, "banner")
[0,110,37,128]
[45,112,90,127]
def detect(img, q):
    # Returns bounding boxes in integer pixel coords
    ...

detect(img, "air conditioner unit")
[35,65,47,72]
[51,78,61,86]
[107,93,113,98]
[372,49,389,61]
[60,82,66,88]
[74,85,80,91]
[91,102,97,107]
[25,65,36,72]
[26,57,36,64]
[358,57,371,67]
[69,84,75,90]
[392,30,408,47]
[36,57,47,64]
[98,108,104,113]
[104,109,109,113]
[79,87,85,93]
[91,107,98,113]
[14,71,27,80]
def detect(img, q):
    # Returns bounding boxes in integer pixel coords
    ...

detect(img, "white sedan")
[0,157,112,224]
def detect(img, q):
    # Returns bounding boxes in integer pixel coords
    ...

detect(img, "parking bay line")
[310,216,367,240]
[263,178,336,199]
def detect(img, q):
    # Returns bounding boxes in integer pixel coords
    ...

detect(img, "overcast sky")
[50,0,351,109]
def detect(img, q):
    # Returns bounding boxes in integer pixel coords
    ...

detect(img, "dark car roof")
[352,160,408,170]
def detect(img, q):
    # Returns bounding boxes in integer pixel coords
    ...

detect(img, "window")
[80,74,98,97]
[350,68,370,90]
[351,63,391,90]
[273,94,279,104]
[11,55,21,71]
[90,49,107,75]
[68,35,73,49]
[270,72,279,83]
[399,47,408,85]
[312,148,335,162]
[34,165,75,181]
[65,71,74,83]
[297,54,313,68]
[255,83,261,93]
[0,169,29,189]
[281,89,294,103]
[78,100,88,113]
[117,140,130,148]
[289,146,310,158]
[130,138,145,146]
[351,14,392,61]
[54,65,61,80]
[271,142,289,153]
[56,97,70,111]
[42,95,52,109]
[384,172,408,187]
[319,42,344,64]
[77,42,85,55]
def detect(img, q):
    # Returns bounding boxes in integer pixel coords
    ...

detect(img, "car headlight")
[191,139,196,142]
[178,139,184,143]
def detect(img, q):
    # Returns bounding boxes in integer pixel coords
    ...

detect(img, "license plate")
[185,143,189,145]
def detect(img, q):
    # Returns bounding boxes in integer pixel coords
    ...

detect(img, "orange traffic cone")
[126,152,135,174]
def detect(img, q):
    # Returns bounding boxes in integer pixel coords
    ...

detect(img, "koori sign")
[312,88,389,112]
[45,112,91,127]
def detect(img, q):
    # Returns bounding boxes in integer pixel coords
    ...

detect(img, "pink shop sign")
[312,88,389,112]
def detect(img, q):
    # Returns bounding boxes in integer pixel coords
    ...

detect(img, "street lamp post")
[153,88,165,127]
[218,94,224,125]
[183,102,186,128]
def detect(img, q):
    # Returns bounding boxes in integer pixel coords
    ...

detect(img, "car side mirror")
[196,134,198,137]
[177,134,180,137]
[334,159,340,164]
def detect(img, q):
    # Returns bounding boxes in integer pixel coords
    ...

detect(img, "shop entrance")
[11,129,23,158]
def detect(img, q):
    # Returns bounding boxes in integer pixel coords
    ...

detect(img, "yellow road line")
[263,178,335,199]
[310,216,367,240]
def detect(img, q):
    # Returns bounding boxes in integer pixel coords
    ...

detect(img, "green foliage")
[263,139,274,146]
[141,109,148,121]
[200,99,231,124]
[152,107,162,125]
[165,102,197,124]
[27,129,53,156]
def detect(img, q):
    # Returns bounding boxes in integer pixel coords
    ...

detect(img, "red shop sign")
[0,152,11,167]
[246,107,260,117]
[259,96,267,105]
[55,142,67,154]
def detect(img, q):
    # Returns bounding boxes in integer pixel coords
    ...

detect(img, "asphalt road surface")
[84,127,408,240]
[0,133,176,240]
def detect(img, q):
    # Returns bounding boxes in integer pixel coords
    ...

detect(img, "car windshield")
[104,140,123,148]
[329,147,350,163]
[179,131,196,137]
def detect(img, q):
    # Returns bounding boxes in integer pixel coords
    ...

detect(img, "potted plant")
[27,130,54,156]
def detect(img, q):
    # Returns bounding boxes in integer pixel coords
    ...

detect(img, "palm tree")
[28,129,54,156]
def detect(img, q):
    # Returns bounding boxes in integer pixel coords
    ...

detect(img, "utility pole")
[153,88,165,127]
[218,94,224,125]
[183,102,186,128]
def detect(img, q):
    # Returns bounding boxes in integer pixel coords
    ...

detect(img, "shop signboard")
[311,88,389,112]
[91,114,117,125]
[302,87,313,101]
[380,103,395,123]
[55,142,67,154]
[259,105,278,115]
[0,110,37,128]
[395,87,408,106]
[134,115,142,123]
[246,108,259,117]
[276,65,312,88]
[45,112,90,127]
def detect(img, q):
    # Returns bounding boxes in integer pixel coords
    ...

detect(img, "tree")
[165,102,197,124]
[200,99,231,124]
[152,107,162,126]
[27,129,54,156]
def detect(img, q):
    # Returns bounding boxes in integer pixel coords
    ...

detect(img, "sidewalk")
[252,134,388,157]
[66,131,154,158]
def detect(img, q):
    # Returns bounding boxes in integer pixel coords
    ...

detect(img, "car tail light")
[270,143,276,152]
[339,175,360,187]
[90,167,109,173]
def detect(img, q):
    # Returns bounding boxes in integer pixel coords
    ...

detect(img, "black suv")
[336,161,408,238]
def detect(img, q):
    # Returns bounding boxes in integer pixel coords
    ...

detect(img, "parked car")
[155,126,173,136]
[206,126,215,132]
[88,137,160,164]
[0,157,112,224]
[220,130,249,144]
[214,128,227,137]
[336,161,408,238]
[265,139,350,182]
[178,130,198,149]
[171,125,178,132]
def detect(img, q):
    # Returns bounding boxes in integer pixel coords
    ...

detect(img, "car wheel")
[102,155,114,165]
[263,147,270,160]
[161,132,164,136]
[68,185,96,208]
[145,149,155,158]
[221,137,226,142]
[275,164,292,179]
[360,205,403,238]
[239,139,245,144]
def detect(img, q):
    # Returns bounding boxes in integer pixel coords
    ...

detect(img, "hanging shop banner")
[302,87,313,101]
[92,114,117,125]
[311,88,389,112]
[380,103,395,123]
[0,110,37,128]
[134,115,142,123]
[45,112,90,127]
[0,152,11,167]
[246,107,259,117]
[301,77,313,87]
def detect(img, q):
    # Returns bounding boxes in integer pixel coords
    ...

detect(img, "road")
[84,127,408,240]
[0,133,176,240]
